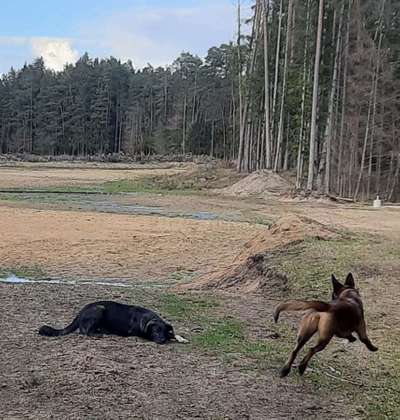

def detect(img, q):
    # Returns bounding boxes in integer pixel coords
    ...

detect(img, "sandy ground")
[0,206,264,281]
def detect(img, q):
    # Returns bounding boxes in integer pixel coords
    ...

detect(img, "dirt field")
[0,206,265,281]
[1,162,399,419]
[0,162,193,189]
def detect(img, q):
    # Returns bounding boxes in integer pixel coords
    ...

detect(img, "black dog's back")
[39,300,175,344]
[88,301,161,337]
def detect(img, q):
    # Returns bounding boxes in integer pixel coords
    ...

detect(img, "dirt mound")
[218,170,293,197]
[180,215,339,295]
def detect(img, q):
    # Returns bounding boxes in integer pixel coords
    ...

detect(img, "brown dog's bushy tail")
[273,300,330,323]
[38,315,80,337]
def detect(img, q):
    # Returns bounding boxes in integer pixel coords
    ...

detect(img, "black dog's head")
[331,272,358,300]
[146,320,175,344]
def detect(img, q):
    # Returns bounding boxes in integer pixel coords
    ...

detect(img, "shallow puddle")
[0,193,224,221]
[0,274,169,289]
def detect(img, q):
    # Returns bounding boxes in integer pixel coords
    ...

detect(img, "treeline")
[0,0,399,201]
[237,0,400,201]
[0,49,238,158]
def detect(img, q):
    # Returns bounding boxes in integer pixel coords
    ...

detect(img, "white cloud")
[0,36,78,73]
[31,38,79,71]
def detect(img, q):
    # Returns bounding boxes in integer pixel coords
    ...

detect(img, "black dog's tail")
[39,315,80,337]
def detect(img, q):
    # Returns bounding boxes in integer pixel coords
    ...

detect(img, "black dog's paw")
[347,334,357,343]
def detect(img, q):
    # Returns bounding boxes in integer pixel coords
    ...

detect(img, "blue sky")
[0,0,251,74]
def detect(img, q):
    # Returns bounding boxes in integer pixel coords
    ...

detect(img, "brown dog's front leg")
[359,337,378,352]
[356,320,378,352]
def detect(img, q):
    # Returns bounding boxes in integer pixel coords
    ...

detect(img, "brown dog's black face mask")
[331,273,356,300]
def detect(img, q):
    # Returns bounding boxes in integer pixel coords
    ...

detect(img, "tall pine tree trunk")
[367,0,386,199]
[274,0,293,172]
[337,0,352,195]
[306,0,324,191]
[237,0,245,171]
[263,0,272,169]
[271,0,283,149]
[182,93,187,154]
[296,0,311,189]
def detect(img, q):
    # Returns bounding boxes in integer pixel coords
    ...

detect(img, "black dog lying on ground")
[39,301,188,344]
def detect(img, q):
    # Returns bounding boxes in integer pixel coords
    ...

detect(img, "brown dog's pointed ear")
[331,274,343,294]
[345,272,355,288]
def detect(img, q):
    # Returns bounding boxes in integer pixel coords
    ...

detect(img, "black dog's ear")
[331,274,343,294]
[345,272,355,288]
[144,320,157,334]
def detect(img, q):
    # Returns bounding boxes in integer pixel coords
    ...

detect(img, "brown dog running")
[274,273,378,377]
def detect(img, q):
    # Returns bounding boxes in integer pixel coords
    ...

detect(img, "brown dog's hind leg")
[280,334,313,377]
[280,314,318,378]
[298,335,333,376]
[356,320,378,352]
[298,316,334,376]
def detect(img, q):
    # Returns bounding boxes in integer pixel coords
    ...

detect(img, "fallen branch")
[317,365,363,386]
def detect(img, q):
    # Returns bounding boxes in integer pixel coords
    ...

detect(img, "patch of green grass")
[0,193,29,202]
[101,176,201,195]
[101,166,240,195]
[159,293,219,321]
[158,292,291,367]
[0,192,80,203]
[0,265,46,279]
[193,318,245,351]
